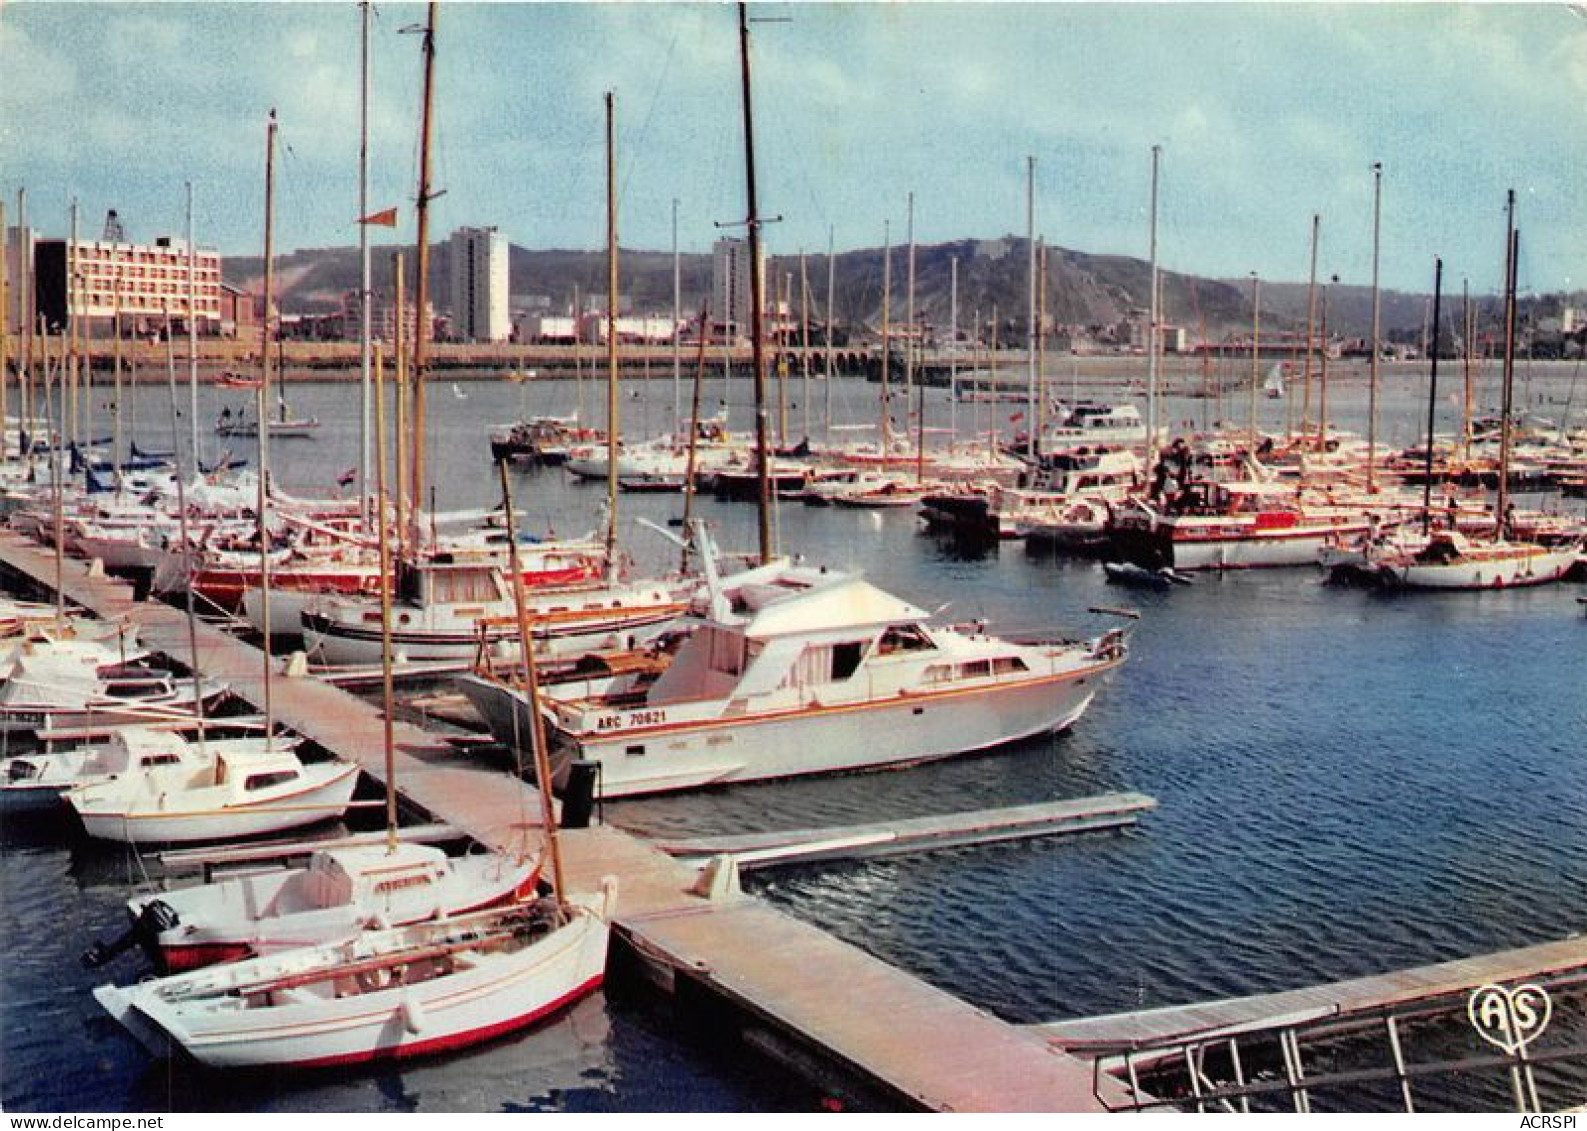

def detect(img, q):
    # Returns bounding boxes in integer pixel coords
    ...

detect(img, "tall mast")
[1025,156,1037,460]
[409,0,438,529]
[949,254,958,441]
[906,192,922,480]
[824,226,835,450]
[257,108,279,748]
[1461,277,1473,463]
[1367,161,1382,492]
[1496,190,1518,535]
[18,188,31,457]
[799,250,811,443]
[163,306,206,750]
[1300,212,1319,446]
[738,1,772,564]
[880,220,891,453]
[1420,258,1443,535]
[186,183,200,470]
[373,342,399,854]
[359,0,374,508]
[1146,144,1161,462]
[671,196,681,431]
[1318,275,1335,450]
[66,199,78,452]
[603,91,620,569]
[1248,272,1261,448]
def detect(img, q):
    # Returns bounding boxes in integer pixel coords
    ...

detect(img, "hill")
[225,236,1541,342]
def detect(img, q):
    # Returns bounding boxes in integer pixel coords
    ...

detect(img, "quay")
[0,530,1136,1112]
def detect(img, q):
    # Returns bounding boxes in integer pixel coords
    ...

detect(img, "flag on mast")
[357,207,399,227]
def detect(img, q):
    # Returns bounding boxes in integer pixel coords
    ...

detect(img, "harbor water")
[2,372,1585,1111]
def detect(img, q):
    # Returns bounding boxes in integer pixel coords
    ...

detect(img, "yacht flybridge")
[457,526,1129,798]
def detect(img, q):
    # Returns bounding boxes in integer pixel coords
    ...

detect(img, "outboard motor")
[560,760,601,830]
[81,899,179,970]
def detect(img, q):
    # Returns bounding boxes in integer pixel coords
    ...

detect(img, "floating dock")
[0,532,1135,1112]
[655,793,1157,870]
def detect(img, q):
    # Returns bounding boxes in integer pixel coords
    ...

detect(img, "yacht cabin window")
[876,625,935,655]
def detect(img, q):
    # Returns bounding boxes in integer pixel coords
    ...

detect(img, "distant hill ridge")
[226,236,1576,341]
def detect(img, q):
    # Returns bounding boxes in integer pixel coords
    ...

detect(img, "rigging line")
[618,15,684,208]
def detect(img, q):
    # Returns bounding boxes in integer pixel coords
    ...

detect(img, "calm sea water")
[2,371,1584,1111]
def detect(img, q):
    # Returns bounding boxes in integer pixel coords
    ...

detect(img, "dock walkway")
[1,532,1126,1112]
[1038,935,1587,1056]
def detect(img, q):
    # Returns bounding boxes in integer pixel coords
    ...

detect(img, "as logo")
[1467,982,1551,1055]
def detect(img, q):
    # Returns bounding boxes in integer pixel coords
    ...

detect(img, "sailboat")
[1368,225,1579,589]
[1262,362,1286,400]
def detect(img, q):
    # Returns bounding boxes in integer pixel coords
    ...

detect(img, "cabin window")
[923,663,955,684]
[138,753,183,768]
[876,625,935,655]
[625,744,646,758]
[992,656,1029,675]
[432,569,500,604]
[831,641,866,681]
[960,660,992,679]
[243,770,300,792]
[707,628,748,677]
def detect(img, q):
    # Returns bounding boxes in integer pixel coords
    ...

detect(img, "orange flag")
[357,206,399,227]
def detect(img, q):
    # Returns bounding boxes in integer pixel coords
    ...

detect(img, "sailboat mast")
[1146,144,1160,462]
[824,227,835,450]
[1300,212,1319,446]
[163,306,206,750]
[604,91,620,570]
[373,342,399,854]
[187,183,201,471]
[1496,189,1518,533]
[257,109,279,747]
[948,254,958,442]
[1420,258,1443,535]
[1461,277,1473,463]
[65,199,77,452]
[906,192,920,478]
[671,197,681,431]
[880,220,891,453]
[1248,272,1261,448]
[1025,156,1037,460]
[497,459,567,902]
[800,250,811,444]
[737,1,772,564]
[1318,275,1334,449]
[359,0,373,510]
[410,0,438,531]
[1367,161,1382,492]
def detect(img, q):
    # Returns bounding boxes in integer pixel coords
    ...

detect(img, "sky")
[2,2,1585,296]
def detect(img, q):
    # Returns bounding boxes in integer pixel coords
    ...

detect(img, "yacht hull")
[458,664,1112,799]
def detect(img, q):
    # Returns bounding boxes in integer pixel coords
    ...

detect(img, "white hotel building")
[30,235,222,331]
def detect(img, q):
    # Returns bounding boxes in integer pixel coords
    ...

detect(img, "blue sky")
[3,2,1584,295]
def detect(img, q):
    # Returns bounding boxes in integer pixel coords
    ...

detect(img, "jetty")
[1035,935,1587,1112]
[0,530,1136,1112]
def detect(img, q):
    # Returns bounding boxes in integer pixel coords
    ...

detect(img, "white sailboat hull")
[70,761,360,845]
[1382,545,1578,589]
[94,897,611,1069]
